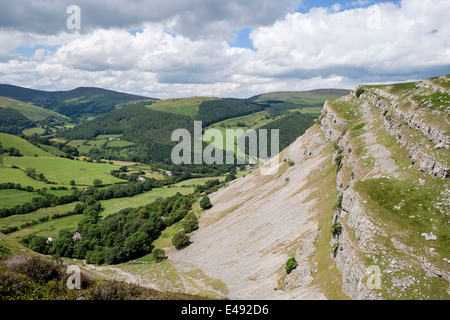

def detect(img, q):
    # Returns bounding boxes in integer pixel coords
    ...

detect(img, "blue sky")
[297,0,401,12]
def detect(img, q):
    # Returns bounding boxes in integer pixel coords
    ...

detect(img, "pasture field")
[146,97,218,117]
[3,156,124,185]
[106,140,135,147]
[0,164,56,188]
[207,111,278,130]
[66,138,108,154]
[0,202,80,234]
[0,132,52,157]
[7,213,83,240]
[0,96,63,121]
[0,189,42,208]
[100,185,195,217]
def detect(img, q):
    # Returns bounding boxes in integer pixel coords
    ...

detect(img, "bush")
[0,254,66,283]
[200,196,212,210]
[331,222,342,236]
[355,87,365,98]
[172,230,190,250]
[152,248,166,262]
[183,213,199,233]
[285,257,297,275]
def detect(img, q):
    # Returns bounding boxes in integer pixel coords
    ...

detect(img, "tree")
[50,237,73,257]
[70,180,76,186]
[152,248,166,262]
[182,213,198,233]
[172,230,190,249]
[200,196,212,210]
[93,179,102,187]
[123,232,151,259]
[225,173,236,182]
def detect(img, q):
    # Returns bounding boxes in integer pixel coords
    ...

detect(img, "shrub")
[200,196,212,210]
[355,87,365,98]
[152,248,166,262]
[0,254,66,283]
[285,257,297,274]
[183,213,199,233]
[172,230,190,250]
[331,222,342,236]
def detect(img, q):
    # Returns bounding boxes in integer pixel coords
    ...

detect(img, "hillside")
[0,76,448,300]
[57,89,346,163]
[0,84,155,122]
[107,75,448,300]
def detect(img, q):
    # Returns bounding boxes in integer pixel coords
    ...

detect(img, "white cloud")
[245,0,450,85]
[0,0,449,98]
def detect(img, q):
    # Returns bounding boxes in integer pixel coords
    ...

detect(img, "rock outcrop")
[166,75,450,300]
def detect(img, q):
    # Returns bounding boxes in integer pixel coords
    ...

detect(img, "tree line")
[195,99,266,127]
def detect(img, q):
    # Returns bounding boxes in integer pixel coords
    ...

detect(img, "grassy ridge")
[146,97,218,117]
[0,96,64,121]
[0,132,52,157]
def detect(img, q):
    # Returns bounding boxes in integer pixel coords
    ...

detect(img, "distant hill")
[249,89,351,103]
[0,84,156,122]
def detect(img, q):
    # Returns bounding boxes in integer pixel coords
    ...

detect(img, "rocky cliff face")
[322,74,449,300]
[166,75,449,300]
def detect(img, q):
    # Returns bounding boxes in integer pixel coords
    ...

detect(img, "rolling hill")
[0,84,156,122]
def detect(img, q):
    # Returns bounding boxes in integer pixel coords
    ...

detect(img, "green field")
[207,111,278,130]
[106,140,135,147]
[0,189,42,209]
[67,138,108,154]
[0,202,79,235]
[0,132,52,157]
[0,96,63,121]
[146,97,218,117]
[3,156,123,186]
[7,213,83,240]
[100,186,195,217]
[0,166,53,188]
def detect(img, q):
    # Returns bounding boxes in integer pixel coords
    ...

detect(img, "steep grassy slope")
[126,75,448,300]
[0,96,64,121]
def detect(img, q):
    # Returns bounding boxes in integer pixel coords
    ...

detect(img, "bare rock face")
[170,128,330,300]
[166,75,449,300]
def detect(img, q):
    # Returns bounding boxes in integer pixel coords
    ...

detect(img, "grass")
[0,96,63,121]
[357,177,450,300]
[3,156,123,186]
[0,202,80,234]
[146,97,218,117]
[100,186,195,217]
[356,177,449,259]
[0,164,56,189]
[0,189,42,209]
[22,127,46,136]
[66,139,108,154]
[7,212,82,241]
[106,140,135,147]
[207,111,277,130]
[0,133,52,157]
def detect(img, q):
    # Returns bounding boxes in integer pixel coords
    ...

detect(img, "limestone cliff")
[166,75,450,300]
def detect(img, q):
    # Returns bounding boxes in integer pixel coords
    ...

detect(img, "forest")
[18,178,224,265]
[0,108,34,135]
[195,99,266,127]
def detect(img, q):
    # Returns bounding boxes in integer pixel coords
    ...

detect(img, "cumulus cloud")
[249,0,450,81]
[0,0,299,40]
[0,0,449,98]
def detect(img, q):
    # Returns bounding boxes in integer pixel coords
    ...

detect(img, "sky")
[0,0,449,99]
